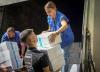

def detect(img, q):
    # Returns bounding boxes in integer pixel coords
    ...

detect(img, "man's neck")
[29,44,37,48]
[52,15,56,20]
[52,11,57,20]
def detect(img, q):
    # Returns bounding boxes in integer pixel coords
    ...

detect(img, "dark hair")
[7,27,15,32]
[20,29,33,43]
[44,1,56,10]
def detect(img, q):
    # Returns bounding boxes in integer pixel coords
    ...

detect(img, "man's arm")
[56,20,68,34]
[50,20,68,42]
[17,31,26,58]
[20,42,26,58]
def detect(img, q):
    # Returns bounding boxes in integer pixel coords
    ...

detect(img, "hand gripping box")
[37,32,62,48]
[0,41,23,70]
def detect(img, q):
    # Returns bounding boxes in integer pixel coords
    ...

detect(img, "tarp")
[0,0,27,6]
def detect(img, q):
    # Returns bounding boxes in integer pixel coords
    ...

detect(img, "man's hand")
[49,31,58,42]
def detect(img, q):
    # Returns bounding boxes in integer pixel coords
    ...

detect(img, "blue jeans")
[61,44,72,72]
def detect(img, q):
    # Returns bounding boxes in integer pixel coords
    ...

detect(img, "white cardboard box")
[51,54,65,72]
[0,42,23,70]
[37,44,65,71]
[0,50,12,68]
[37,44,63,60]
[37,32,62,48]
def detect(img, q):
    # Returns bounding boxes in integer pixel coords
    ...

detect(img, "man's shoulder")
[57,11,64,15]
[15,31,20,34]
[57,11,69,22]
[27,49,46,58]
[2,32,8,37]
[1,32,8,42]
[15,31,20,37]
[57,11,67,18]
[25,49,44,62]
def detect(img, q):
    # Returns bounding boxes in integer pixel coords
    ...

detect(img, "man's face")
[26,32,37,46]
[7,31,15,38]
[45,8,56,18]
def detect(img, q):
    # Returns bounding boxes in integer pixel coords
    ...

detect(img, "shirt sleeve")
[60,15,69,24]
[16,31,20,37]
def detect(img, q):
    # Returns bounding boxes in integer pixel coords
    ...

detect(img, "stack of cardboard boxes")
[0,42,23,71]
[37,32,65,72]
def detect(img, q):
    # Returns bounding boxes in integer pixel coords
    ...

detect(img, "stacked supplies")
[0,42,23,70]
[37,32,65,72]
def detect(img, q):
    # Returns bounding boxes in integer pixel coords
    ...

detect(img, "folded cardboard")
[37,32,62,48]
[0,42,23,70]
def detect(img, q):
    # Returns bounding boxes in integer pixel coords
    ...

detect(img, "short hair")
[20,29,33,43]
[44,1,56,10]
[7,27,15,32]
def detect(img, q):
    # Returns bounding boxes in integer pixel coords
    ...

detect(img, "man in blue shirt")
[44,1,74,72]
[1,27,20,45]
[1,27,23,56]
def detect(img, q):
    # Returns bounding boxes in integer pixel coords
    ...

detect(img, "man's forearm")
[21,42,26,57]
[56,20,68,34]
[56,25,67,35]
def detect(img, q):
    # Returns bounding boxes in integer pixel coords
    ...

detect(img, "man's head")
[20,29,37,47]
[7,27,15,38]
[44,1,57,19]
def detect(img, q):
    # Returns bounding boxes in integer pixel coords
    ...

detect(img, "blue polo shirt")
[1,31,20,44]
[47,11,74,48]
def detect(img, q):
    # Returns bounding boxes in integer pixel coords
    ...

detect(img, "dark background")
[0,0,84,42]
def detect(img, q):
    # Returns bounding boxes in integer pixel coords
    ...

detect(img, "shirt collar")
[28,47,37,51]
